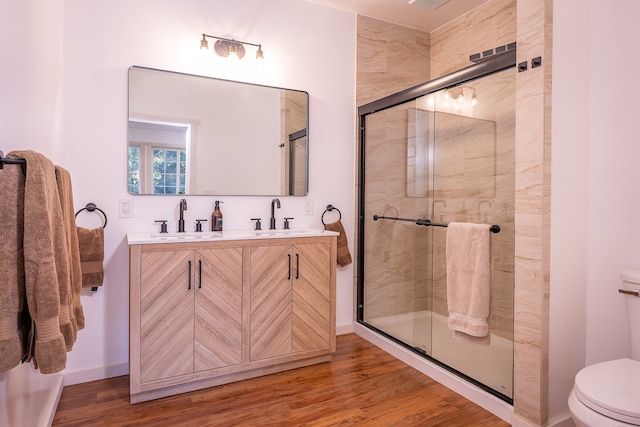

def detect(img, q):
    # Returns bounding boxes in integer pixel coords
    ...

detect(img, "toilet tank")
[620,270,640,360]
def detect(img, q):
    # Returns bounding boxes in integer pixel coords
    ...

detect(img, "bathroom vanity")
[127,229,337,403]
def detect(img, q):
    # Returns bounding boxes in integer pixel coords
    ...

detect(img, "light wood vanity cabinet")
[129,235,336,403]
[249,242,332,361]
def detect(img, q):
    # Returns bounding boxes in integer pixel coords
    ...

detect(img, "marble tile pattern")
[511,0,552,425]
[356,0,557,425]
[430,0,517,78]
[356,16,431,107]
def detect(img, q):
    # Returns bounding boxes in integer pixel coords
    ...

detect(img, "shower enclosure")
[357,50,516,402]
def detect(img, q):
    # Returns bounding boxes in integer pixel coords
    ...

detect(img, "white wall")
[583,0,640,363]
[549,1,589,422]
[0,0,63,159]
[2,0,356,379]
[550,0,640,423]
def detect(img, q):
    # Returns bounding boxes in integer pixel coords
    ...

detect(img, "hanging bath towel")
[0,158,29,371]
[55,165,84,349]
[10,150,69,373]
[76,226,105,290]
[324,220,352,267]
[446,222,492,345]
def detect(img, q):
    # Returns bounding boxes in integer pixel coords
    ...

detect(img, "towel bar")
[372,215,500,233]
[0,151,26,169]
[619,289,640,297]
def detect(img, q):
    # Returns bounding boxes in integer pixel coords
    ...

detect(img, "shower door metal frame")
[356,48,516,403]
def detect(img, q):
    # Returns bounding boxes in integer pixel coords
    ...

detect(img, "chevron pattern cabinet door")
[194,247,243,372]
[292,243,331,353]
[140,250,194,383]
[249,244,293,361]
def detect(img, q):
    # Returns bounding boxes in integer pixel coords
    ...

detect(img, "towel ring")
[322,204,341,225]
[75,203,107,229]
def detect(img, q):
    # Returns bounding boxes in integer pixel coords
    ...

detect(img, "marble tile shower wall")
[430,0,517,77]
[356,16,431,106]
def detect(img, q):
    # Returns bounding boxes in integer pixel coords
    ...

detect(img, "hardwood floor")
[53,334,510,426]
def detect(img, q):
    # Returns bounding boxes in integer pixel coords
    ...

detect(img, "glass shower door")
[361,98,437,357]
[359,65,515,401]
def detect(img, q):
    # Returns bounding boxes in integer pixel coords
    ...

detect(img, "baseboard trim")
[62,363,129,386]
[548,414,576,427]
[336,322,355,335]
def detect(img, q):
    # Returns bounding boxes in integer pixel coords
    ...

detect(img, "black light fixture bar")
[200,33,264,60]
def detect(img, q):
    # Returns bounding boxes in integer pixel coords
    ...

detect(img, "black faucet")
[178,199,188,232]
[270,198,281,230]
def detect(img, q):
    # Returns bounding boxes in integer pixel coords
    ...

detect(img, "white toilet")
[568,269,640,426]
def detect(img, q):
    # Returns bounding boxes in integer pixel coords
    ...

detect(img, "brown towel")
[55,166,85,336]
[323,220,352,267]
[77,226,105,289]
[0,160,29,371]
[10,150,68,373]
[446,222,491,346]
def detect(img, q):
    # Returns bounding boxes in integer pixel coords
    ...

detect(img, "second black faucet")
[178,199,187,232]
[270,198,280,230]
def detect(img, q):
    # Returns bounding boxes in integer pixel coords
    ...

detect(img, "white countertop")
[127,228,339,245]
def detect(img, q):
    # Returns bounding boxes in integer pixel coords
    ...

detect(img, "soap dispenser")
[211,200,223,231]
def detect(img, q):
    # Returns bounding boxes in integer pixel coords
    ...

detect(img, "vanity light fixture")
[443,86,478,106]
[200,33,264,60]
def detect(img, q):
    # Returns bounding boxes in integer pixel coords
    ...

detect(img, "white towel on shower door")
[446,222,491,346]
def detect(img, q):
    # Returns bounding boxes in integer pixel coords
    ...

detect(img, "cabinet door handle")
[288,254,291,280]
[199,259,202,289]
[296,253,300,279]
[188,260,192,290]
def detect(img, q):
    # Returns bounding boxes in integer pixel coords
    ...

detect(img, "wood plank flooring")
[53,333,510,426]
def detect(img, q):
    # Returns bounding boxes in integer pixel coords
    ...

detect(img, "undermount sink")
[254,228,315,236]
[150,232,222,240]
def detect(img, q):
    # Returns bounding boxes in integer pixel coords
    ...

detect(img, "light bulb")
[228,43,240,60]
[200,35,209,50]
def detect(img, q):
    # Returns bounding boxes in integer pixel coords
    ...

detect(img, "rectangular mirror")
[128,66,309,196]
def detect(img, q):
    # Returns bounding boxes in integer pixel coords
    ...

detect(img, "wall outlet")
[304,199,314,216]
[119,198,133,218]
